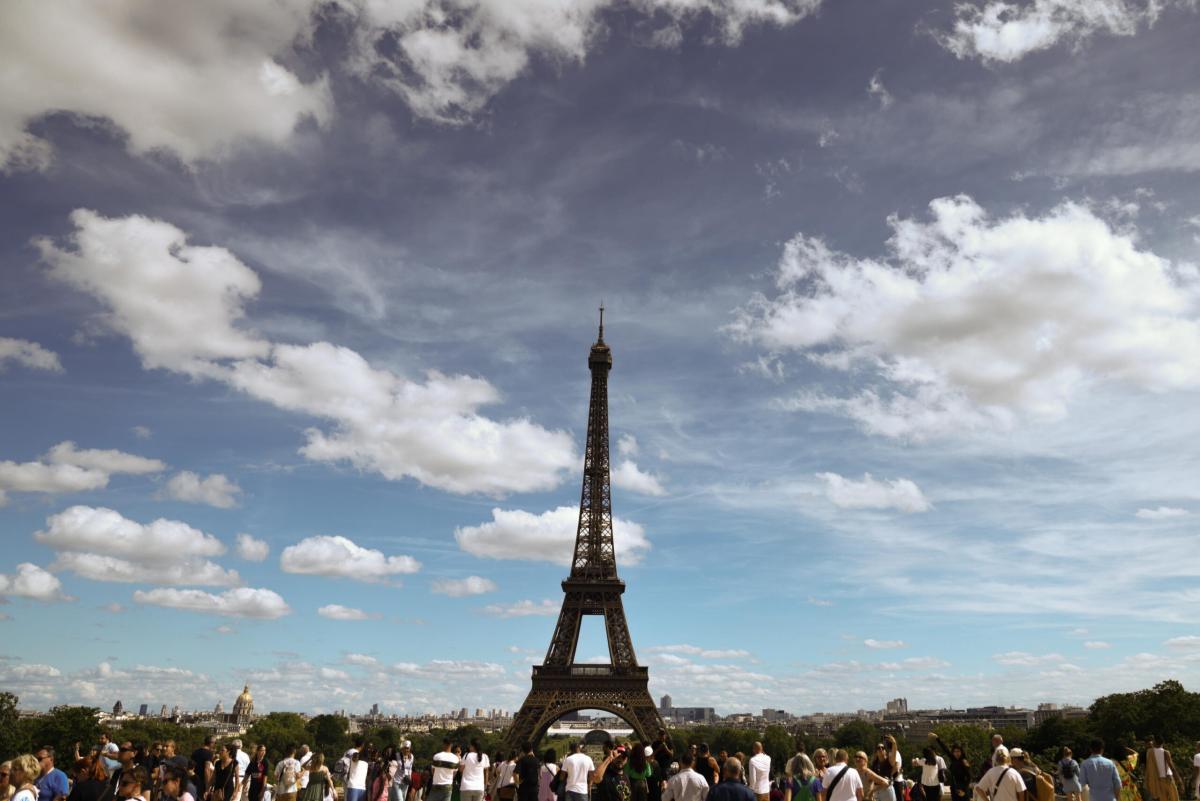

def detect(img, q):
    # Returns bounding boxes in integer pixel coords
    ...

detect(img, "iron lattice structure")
[504,312,665,749]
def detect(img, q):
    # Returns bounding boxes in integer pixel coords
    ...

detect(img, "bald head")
[723,758,742,780]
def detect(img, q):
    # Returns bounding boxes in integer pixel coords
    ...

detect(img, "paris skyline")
[3,0,1200,718]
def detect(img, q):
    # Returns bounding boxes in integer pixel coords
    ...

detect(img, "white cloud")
[431,576,498,597]
[50,552,240,587]
[732,195,1200,439]
[0,563,72,602]
[0,441,165,505]
[133,587,291,619]
[617,434,640,457]
[0,337,62,372]
[344,653,379,667]
[864,639,908,650]
[236,533,270,562]
[45,442,165,475]
[867,69,893,109]
[1164,635,1200,650]
[480,599,560,618]
[647,644,752,659]
[937,0,1172,63]
[612,460,668,496]
[993,651,1067,666]
[132,426,152,439]
[280,535,420,584]
[0,0,331,170]
[317,604,379,621]
[817,472,931,513]
[807,596,833,607]
[1136,506,1189,520]
[166,471,242,509]
[38,210,578,496]
[455,506,651,566]
[1084,641,1113,649]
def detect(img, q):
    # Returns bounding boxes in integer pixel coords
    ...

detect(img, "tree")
[306,715,350,759]
[0,692,31,761]
[247,713,309,760]
[834,721,881,756]
[26,706,101,765]
[111,719,205,755]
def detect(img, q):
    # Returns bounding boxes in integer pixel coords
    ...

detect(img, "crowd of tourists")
[1,731,1197,801]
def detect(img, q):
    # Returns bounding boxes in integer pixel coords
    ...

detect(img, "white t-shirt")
[823,763,863,801]
[15,789,36,801]
[498,761,516,788]
[1192,753,1200,769]
[237,751,251,779]
[348,754,369,791]
[461,753,491,792]
[914,757,947,787]
[298,753,312,789]
[563,752,596,795]
[275,758,302,794]
[432,751,460,787]
[1150,748,1171,778]
[749,754,772,794]
[978,766,1025,801]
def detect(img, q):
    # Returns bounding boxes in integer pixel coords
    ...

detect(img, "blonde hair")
[855,752,869,762]
[11,755,39,783]
[813,749,828,761]
[833,750,849,763]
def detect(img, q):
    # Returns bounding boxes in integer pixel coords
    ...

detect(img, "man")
[429,739,459,801]
[1079,739,1122,801]
[975,751,1024,801]
[1146,737,1183,801]
[816,751,863,801]
[192,736,215,801]
[708,760,756,801]
[665,752,711,801]
[81,734,121,774]
[990,737,1009,770]
[34,747,69,801]
[1010,750,1041,801]
[101,742,138,801]
[1190,742,1200,801]
[560,742,595,801]
[231,741,250,801]
[696,746,719,788]
[297,746,312,792]
[748,744,771,801]
[275,745,302,801]
[515,742,541,801]
[163,742,189,771]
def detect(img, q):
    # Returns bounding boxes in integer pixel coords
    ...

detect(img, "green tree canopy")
[305,714,350,760]
[25,706,102,766]
[247,712,309,760]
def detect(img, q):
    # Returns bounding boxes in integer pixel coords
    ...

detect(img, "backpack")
[1034,773,1055,801]
[1061,761,1076,780]
[281,761,299,789]
[333,753,352,780]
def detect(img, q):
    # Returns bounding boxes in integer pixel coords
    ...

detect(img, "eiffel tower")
[504,309,665,748]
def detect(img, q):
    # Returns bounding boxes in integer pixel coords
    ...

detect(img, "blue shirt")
[707,781,756,801]
[36,768,69,801]
[1079,756,1122,801]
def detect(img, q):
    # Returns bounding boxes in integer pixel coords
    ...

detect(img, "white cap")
[402,741,412,748]
[645,747,654,757]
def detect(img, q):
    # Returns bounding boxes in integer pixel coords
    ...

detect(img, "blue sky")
[2,0,1200,717]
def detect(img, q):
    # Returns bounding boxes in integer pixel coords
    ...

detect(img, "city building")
[660,694,672,712]
[139,704,149,717]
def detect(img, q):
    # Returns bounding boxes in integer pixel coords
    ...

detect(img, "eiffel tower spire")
[504,312,664,748]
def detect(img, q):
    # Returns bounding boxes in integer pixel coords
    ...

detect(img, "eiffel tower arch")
[504,310,665,749]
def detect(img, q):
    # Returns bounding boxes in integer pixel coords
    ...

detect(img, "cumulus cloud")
[611,460,668,496]
[133,587,291,619]
[1164,635,1200,650]
[0,337,62,372]
[647,644,753,659]
[993,651,1067,666]
[617,434,639,457]
[280,535,420,584]
[480,599,560,618]
[867,69,893,109]
[317,604,380,621]
[1084,641,1112,649]
[1136,506,1189,520]
[937,0,1174,63]
[864,639,908,649]
[166,471,243,509]
[0,563,72,602]
[0,0,331,170]
[818,472,932,513]
[0,441,165,506]
[36,505,240,587]
[455,506,651,566]
[431,576,498,597]
[731,195,1200,439]
[236,533,270,561]
[344,653,379,666]
[38,210,578,496]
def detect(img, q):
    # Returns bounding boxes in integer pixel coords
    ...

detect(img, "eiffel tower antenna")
[504,313,664,748]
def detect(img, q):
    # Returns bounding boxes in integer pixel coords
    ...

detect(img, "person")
[1057,749,1082,801]
[974,751,1023,801]
[1,760,15,801]
[625,745,653,801]
[163,765,197,801]
[35,747,70,801]
[516,743,541,801]
[748,745,771,801]
[231,743,251,801]
[211,745,241,801]
[394,743,413,801]
[988,738,1009,774]
[1146,738,1183,801]
[275,746,302,801]
[1116,749,1143,801]
[816,751,863,801]
[696,748,719,789]
[10,756,40,801]
[664,752,709,801]
[561,742,595,801]
[67,758,108,801]
[912,747,946,801]
[787,743,816,789]
[852,753,889,801]
[429,740,459,801]
[538,750,559,801]
[709,760,756,801]
[299,756,331,801]
[497,752,518,801]
[594,745,629,801]
[458,741,489,801]
[344,743,370,801]
[247,747,269,801]
[117,767,150,801]
[1191,743,1200,801]
[881,738,902,801]
[869,747,896,801]
[1079,740,1122,801]
[193,738,216,801]
[1011,750,1045,801]
[88,735,120,775]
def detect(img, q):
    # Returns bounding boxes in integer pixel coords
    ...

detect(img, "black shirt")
[192,749,214,796]
[67,778,106,801]
[517,754,541,797]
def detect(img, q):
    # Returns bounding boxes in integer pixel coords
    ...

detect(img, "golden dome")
[236,684,253,703]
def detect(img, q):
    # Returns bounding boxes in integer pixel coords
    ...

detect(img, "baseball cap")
[1009,749,1025,759]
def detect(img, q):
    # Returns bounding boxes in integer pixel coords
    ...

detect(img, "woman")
[854,752,892,801]
[67,757,108,801]
[624,745,652,801]
[496,752,518,801]
[1117,748,1144,801]
[929,736,969,801]
[370,749,395,801]
[0,760,15,801]
[299,756,331,801]
[248,746,270,801]
[911,748,946,801]
[459,741,489,801]
[9,756,40,801]
[162,765,196,801]
[882,737,902,801]
[538,750,558,801]
[209,745,239,801]
[1057,748,1082,801]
